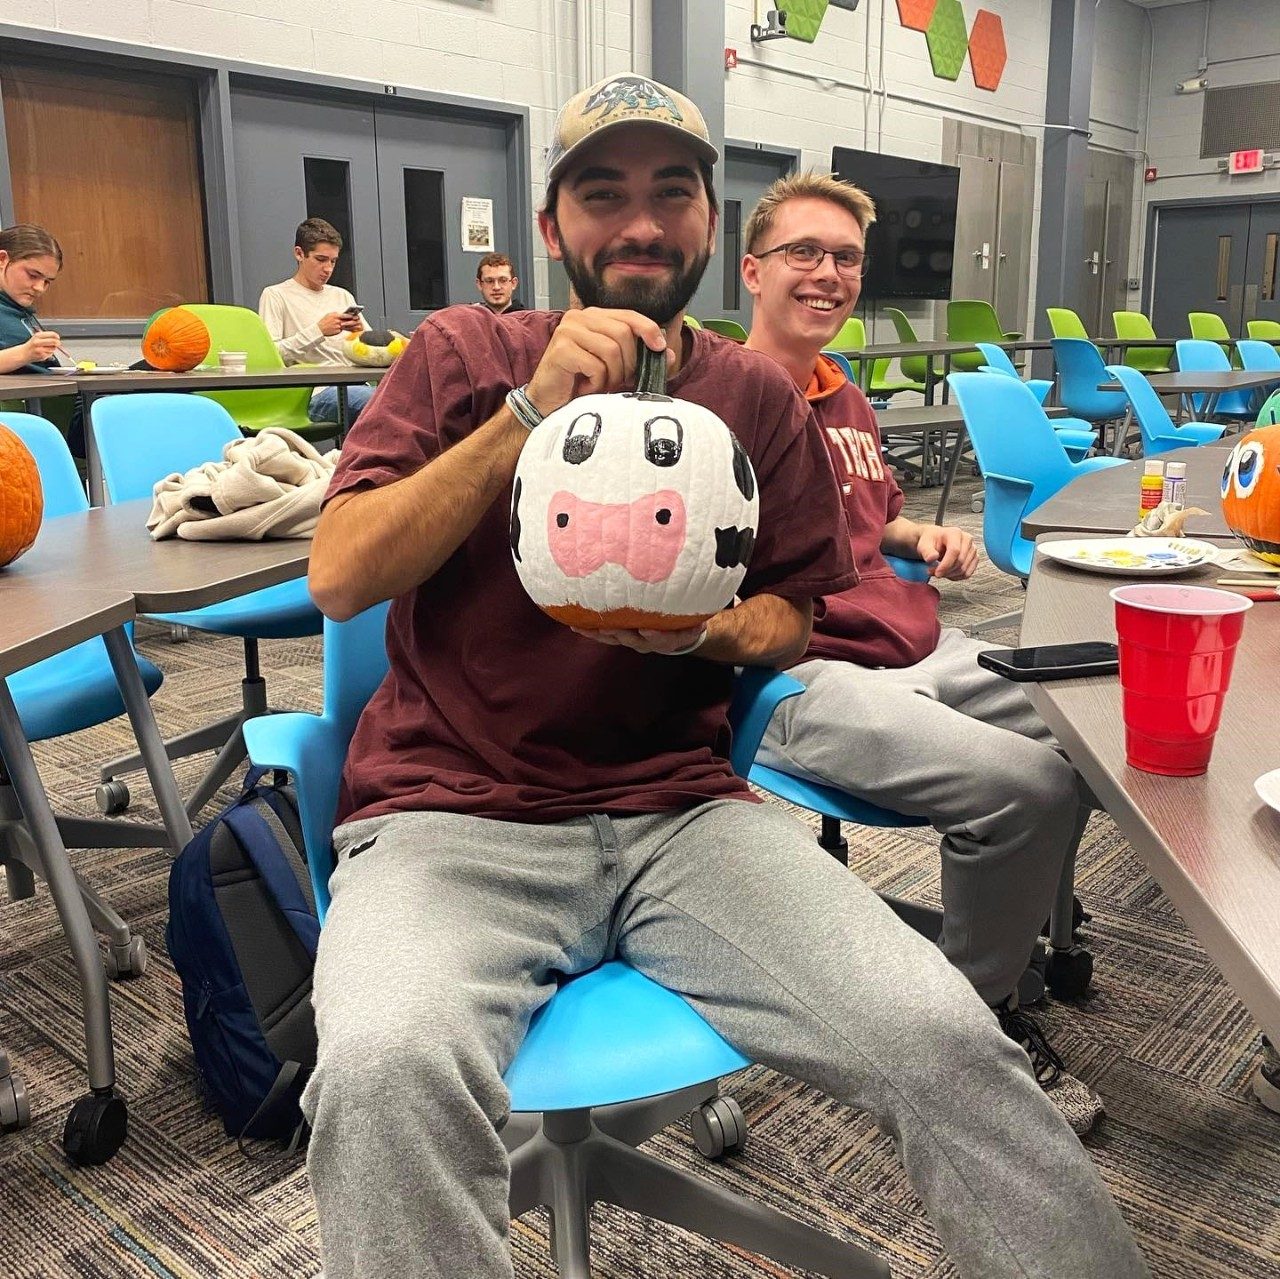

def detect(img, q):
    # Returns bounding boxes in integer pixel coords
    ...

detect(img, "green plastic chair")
[1187,310,1240,367]
[1246,318,1280,347]
[702,318,748,341]
[155,304,342,437]
[882,307,936,391]
[1045,307,1089,339]
[683,314,702,329]
[946,299,1022,372]
[1112,310,1172,373]
[827,317,916,398]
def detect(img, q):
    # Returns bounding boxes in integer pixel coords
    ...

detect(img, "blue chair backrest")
[1052,337,1127,422]
[821,350,856,382]
[975,342,1019,378]
[1,412,88,518]
[1175,338,1230,373]
[1104,364,1177,450]
[91,393,243,503]
[324,602,392,745]
[1236,339,1280,372]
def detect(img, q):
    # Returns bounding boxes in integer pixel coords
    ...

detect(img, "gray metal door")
[1081,178,1109,333]
[1151,203,1251,337]
[951,152,999,304]
[1242,202,1280,329]
[994,159,1030,328]
[230,85,386,324]
[373,104,515,333]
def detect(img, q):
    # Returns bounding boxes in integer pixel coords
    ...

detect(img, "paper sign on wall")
[462,197,495,252]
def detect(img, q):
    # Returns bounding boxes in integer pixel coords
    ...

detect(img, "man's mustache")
[596,247,684,269]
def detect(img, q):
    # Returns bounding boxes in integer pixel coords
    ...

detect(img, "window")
[722,199,741,311]
[1,59,210,319]
[402,168,446,311]
[303,157,356,294]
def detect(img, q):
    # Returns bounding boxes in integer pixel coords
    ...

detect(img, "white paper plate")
[1036,538,1220,577]
[1255,769,1280,815]
[47,365,78,375]
[73,364,130,375]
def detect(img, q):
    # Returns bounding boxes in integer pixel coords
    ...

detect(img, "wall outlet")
[1126,277,1141,291]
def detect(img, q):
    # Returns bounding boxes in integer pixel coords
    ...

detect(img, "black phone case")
[975,649,1119,683]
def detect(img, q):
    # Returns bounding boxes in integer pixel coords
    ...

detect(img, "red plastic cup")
[1110,584,1252,776]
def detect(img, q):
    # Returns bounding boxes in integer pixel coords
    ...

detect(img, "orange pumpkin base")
[0,423,43,568]
[542,603,714,631]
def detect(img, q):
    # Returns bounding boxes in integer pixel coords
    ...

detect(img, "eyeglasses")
[753,241,870,278]
[481,276,513,286]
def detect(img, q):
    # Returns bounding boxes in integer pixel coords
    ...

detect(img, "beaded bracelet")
[505,384,544,432]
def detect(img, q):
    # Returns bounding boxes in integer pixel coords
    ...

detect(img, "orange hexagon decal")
[969,9,1007,91]
[896,0,938,32]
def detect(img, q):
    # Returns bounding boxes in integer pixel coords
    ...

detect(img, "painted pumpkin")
[511,343,759,631]
[345,329,409,367]
[142,307,211,372]
[1221,422,1280,564]
[0,422,43,568]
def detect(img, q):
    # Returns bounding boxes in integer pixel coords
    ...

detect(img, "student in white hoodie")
[259,217,374,425]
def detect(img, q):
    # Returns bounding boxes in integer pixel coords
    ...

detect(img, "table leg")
[102,628,195,852]
[82,392,105,506]
[934,424,969,524]
[0,681,116,1091]
[337,385,351,443]
[922,360,936,406]
[940,353,953,405]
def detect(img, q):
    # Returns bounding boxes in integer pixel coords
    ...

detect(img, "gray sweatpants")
[760,629,1090,1003]
[304,799,1148,1279]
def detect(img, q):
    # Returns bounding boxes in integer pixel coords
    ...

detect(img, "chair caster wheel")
[168,624,190,643]
[63,1090,127,1165]
[104,936,148,980]
[691,1096,747,1160]
[0,1052,30,1132]
[1046,945,1093,999]
[95,780,130,816]
[970,494,985,514]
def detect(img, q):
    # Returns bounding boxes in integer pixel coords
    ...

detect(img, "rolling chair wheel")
[970,494,985,514]
[0,1068,30,1132]
[63,1089,127,1165]
[1045,945,1093,1000]
[168,624,190,643]
[691,1096,747,1160]
[95,780,130,816]
[104,936,148,980]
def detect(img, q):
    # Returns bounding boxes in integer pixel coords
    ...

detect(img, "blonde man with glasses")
[743,171,1105,1135]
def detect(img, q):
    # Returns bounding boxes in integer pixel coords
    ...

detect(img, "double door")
[230,84,520,333]
[1151,200,1280,337]
[1080,150,1134,335]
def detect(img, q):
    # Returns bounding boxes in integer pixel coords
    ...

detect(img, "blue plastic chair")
[1104,365,1227,456]
[1050,338,1131,450]
[241,604,889,1278]
[1235,339,1280,374]
[1,413,168,976]
[975,342,1098,464]
[89,394,323,820]
[1173,339,1260,421]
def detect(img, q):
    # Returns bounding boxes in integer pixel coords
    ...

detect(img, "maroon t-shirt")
[325,307,857,825]
[803,357,941,669]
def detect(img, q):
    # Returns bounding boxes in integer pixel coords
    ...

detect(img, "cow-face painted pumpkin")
[0,422,43,569]
[1221,422,1280,565]
[511,342,759,631]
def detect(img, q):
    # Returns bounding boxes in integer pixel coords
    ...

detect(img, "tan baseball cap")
[545,74,719,186]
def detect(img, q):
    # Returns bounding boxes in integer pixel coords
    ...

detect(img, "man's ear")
[741,253,762,300]
[510,275,519,289]
[538,210,564,261]
[706,206,719,259]
[293,246,305,266]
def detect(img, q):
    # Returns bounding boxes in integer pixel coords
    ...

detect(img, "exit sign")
[1229,149,1265,175]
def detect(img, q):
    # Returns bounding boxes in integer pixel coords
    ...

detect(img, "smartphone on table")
[976,641,1119,683]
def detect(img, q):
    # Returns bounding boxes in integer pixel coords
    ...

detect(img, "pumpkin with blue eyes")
[1221,422,1280,564]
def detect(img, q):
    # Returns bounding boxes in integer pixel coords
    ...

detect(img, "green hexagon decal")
[783,0,830,43]
[926,0,969,81]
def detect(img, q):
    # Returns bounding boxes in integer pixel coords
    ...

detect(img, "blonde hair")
[743,171,876,255]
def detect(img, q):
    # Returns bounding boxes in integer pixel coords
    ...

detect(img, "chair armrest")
[983,472,1036,579]
[728,667,806,777]
[243,711,347,919]
[1027,379,1053,405]
[1069,455,1129,477]
[1002,332,1024,342]
[884,554,932,583]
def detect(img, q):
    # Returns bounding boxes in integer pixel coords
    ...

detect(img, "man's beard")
[560,243,710,326]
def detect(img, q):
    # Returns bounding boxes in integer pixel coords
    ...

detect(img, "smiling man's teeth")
[800,298,837,310]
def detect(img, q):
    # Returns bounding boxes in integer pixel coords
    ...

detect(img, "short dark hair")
[295,217,343,254]
[477,252,514,280]
[541,159,719,223]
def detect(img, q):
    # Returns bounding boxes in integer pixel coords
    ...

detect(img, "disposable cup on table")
[218,351,248,375]
[1110,583,1252,776]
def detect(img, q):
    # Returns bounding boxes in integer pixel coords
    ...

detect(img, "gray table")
[0,374,82,407]
[1021,537,1280,1061]
[840,339,1050,405]
[76,365,386,503]
[1098,369,1279,421]
[1021,443,1233,540]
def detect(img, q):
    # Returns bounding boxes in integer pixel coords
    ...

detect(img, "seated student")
[258,217,373,425]
[741,171,1103,1132]
[0,224,63,374]
[473,252,524,314]
[303,74,1148,1279]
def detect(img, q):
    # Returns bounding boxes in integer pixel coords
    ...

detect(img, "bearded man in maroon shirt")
[302,76,1149,1279]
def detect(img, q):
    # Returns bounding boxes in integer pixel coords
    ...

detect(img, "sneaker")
[993,996,1104,1137]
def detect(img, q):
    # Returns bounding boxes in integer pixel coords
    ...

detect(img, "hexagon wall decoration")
[783,0,831,43]
[896,0,937,31]
[968,9,1007,91]
[925,0,969,81]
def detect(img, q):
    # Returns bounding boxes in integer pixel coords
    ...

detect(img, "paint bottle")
[1139,459,1165,522]
[1162,461,1187,511]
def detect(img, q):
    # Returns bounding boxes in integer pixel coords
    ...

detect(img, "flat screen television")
[831,148,960,300]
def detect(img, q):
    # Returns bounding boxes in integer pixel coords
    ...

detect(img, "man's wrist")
[667,628,709,656]
[505,384,544,432]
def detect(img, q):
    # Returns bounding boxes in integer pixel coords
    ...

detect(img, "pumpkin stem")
[635,339,667,396]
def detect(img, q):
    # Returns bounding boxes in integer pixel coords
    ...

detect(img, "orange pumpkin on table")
[0,422,43,568]
[141,307,211,372]
[1220,422,1280,565]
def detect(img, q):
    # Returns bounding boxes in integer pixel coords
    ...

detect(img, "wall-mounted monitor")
[831,148,960,300]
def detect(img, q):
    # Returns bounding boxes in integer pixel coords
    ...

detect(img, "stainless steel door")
[1150,203,1251,336]
[994,159,1030,328]
[952,152,999,303]
[1081,178,1109,333]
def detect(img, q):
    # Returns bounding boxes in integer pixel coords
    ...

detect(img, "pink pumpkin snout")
[547,489,687,583]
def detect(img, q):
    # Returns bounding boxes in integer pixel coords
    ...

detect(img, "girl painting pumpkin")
[0,224,63,375]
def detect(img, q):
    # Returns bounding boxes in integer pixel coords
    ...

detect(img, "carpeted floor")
[1,472,1278,1278]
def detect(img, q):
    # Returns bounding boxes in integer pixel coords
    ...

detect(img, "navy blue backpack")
[167,767,319,1151]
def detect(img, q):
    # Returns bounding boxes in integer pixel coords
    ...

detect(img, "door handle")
[1085,251,1100,276]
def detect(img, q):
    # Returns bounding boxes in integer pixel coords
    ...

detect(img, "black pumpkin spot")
[729,434,755,501]
[714,525,755,569]
[509,476,522,561]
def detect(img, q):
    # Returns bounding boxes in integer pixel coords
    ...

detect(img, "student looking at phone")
[0,224,64,375]
[258,217,375,424]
